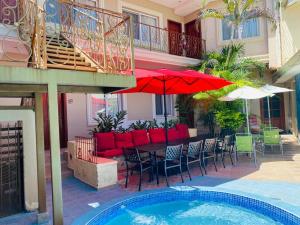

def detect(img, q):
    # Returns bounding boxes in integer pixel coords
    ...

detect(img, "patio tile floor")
[1,135,300,225]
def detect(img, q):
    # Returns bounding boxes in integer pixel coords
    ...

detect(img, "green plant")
[215,108,245,132]
[129,120,149,130]
[92,110,127,133]
[197,0,276,67]
[147,119,159,129]
[160,119,179,129]
[175,95,196,128]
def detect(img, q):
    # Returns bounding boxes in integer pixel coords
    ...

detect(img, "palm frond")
[242,0,256,12]
[244,7,277,29]
[198,8,225,19]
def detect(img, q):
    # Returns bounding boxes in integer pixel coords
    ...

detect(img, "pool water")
[106,200,282,225]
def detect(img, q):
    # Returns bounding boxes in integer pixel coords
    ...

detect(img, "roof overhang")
[273,51,300,84]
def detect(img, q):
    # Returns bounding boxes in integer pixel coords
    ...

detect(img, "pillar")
[48,82,64,225]
[35,93,49,223]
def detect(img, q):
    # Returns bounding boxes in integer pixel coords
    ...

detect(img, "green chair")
[263,128,283,155]
[234,133,256,167]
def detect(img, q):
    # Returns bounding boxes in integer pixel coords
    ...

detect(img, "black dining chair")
[161,144,184,187]
[221,135,234,167]
[182,140,204,180]
[123,147,154,191]
[201,138,218,174]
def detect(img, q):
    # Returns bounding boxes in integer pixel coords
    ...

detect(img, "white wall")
[0,110,38,211]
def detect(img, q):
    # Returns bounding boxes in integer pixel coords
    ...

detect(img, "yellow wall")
[281,2,300,64]
[0,110,38,211]
[200,0,269,57]
[121,0,184,29]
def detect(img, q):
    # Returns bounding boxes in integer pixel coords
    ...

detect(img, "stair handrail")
[57,0,134,75]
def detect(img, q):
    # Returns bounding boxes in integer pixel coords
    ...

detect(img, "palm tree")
[197,0,277,66]
[193,43,265,100]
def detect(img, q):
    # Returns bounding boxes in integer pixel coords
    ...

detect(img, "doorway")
[43,94,68,150]
[260,94,286,130]
[184,20,203,58]
[168,20,183,56]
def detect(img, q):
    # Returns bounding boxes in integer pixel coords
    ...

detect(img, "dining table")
[136,136,204,185]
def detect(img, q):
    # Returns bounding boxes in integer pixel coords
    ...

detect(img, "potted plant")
[215,108,245,136]
[92,110,127,134]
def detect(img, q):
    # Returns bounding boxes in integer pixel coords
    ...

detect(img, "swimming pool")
[74,189,300,225]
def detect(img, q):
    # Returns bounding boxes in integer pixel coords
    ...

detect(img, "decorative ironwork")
[132,22,206,59]
[0,122,24,218]
[75,136,97,163]
[0,0,134,75]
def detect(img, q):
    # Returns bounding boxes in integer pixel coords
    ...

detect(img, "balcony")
[0,0,134,75]
[132,22,206,59]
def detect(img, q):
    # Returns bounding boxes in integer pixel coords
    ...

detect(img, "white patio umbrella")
[219,86,272,134]
[259,84,293,128]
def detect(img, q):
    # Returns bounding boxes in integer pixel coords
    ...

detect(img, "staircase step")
[46,41,72,48]
[47,53,85,61]
[46,36,66,41]
[47,45,75,52]
[47,58,91,66]
[47,48,80,56]
[47,63,97,72]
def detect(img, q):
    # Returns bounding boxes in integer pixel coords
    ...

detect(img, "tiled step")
[46,53,85,61]
[47,63,97,72]
[47,48,80,56]
[47,58,91,66]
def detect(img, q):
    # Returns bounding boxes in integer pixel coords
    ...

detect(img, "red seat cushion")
[131,129,150,146]
[96,148,123,158]
[168,128,180,142]
[176,124,190,139]
[114,132,134,148]
[94,132,115,152]
[149,128,166,144]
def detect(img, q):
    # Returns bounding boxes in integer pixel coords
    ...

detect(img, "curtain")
[123,10,140,40]
[242,18,260,38]
[141,15,157,42]
[222,16,259,40]
[155,95,172,116]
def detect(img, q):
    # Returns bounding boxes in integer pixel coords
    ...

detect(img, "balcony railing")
[0,0,134,75]
[132,22,206,59]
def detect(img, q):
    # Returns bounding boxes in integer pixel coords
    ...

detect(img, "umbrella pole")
[163,80,168,145]
[267,96,272,128]
[245,99,250,134]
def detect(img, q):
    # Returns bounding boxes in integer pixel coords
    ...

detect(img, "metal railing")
[75,136,98,164]
[0,0,134,75]
[132,22,206,59]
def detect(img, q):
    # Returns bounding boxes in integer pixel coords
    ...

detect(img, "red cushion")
[95,132,115,152]
[168,128,180,142]
[114,132,134,148]
[96,148,123,158]
[176,124,190,139]
[149,128,166,144]
[131,129,150,146]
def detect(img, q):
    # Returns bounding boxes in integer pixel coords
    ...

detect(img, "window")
[222,16,260,41]
[155,95,173,116]
[87,94,123,125]
[123,9,159,43]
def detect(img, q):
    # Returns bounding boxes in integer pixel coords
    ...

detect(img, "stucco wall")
[66,93,92,140]
[0,110,38,211]
[200,0,269,57]
[281,2,300,64]
[121,0,184,28]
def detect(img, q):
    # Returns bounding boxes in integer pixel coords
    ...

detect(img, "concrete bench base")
[67,141,118,189]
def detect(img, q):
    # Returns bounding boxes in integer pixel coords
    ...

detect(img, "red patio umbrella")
[117,68,233,143]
